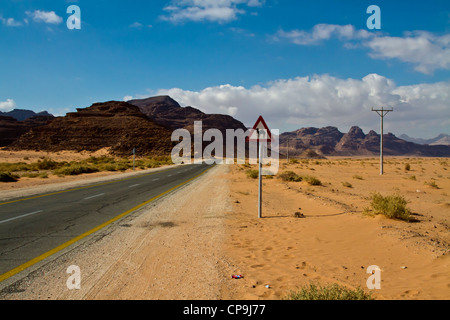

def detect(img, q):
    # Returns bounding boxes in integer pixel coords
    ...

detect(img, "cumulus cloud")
[275,24,450,74]
[0,99,16,112]
[151,74,449,137]
[275,24,372,45]
[0,15,23,27]
[161,0,263,23]
[26,10,63,24]
[366,31,450,74]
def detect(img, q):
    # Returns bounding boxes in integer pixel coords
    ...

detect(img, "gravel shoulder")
[0,165,239,300]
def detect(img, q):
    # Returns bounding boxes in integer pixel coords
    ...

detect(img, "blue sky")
[0,0,449,138]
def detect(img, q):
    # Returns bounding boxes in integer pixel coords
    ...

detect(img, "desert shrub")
[424,181,439,189]
[409,175,416,181]
[246,169,259,179]
[36,158,60,170]
[38,172,49,179]
[0,162,30,172]
[289,159,299,164]
[285,283,373,300]
[366,193,411,221]
[21,172,39,178]
[0,172,19,182]
[279,171,302,182]
[98,163,119,171]
[342,181,353,188]
[404,163,411,171]
[352,175,363,180]
[53,164,99,176]
[303,175,322,186]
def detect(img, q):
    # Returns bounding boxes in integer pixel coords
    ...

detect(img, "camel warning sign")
[248,116,272,142]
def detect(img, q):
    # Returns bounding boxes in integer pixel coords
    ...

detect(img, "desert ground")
[0,150,448,300]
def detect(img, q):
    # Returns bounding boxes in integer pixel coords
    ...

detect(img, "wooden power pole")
[372,107,393,175]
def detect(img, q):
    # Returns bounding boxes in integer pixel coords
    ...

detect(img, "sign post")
[248,116,272,219]
[132,148,136,171]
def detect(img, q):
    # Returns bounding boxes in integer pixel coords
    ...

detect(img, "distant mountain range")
[280,126,450,157]
[1,96,449,157]
[0,109,53,121]
[399,134,450,146]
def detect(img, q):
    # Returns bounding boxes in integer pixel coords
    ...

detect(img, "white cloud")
[151,74,450,137]
[161,0,263,23]
[129,22,143,28]
[275,24,450,74]
[0,99,16,112]
[123,96,133,102]
[365,31,450,74]
[0,16,23,27]
[275,24,372,45]
[27,10,63,24]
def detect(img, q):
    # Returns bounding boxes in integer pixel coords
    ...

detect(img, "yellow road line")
[0,166,177,206]
[0,165,213,283]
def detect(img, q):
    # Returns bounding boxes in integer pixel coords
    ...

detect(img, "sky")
[0,0,449,138]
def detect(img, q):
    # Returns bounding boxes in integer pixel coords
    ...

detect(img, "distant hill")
[0,109,53,121]
[7,101,175,157]
[280,126,450,157]
[400,134,450,146]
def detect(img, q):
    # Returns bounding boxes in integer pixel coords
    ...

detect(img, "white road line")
[128,184,141,188]
[84,193,105,200]
[0,210,44,225]
[152,178,160,181]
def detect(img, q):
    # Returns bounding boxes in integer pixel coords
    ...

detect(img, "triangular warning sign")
[247,115,272,142]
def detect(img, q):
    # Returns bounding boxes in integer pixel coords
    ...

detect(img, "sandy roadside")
[223,157,449,300]
[0,164,239,300]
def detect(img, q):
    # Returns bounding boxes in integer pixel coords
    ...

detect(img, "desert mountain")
[128,95,247,133]
[280,126,450,157]
[7,101,175,156]
[0,109,53,121]
[0,114,55,147]
[400,133,450,146]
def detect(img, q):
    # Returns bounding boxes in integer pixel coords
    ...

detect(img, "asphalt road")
[0,163,212,283]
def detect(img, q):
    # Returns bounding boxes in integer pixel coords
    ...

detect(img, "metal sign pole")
[258,136,262,219]
[132,148,136,171]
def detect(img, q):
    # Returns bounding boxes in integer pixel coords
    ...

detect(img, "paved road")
[0,163,212,283]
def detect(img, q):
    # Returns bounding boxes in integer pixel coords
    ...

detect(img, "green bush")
[424,181,439,189]
[342,181,353,188]
[0,172,19,182]
[246,169,259,179]
[36,158,59,170]
[285,283,373,300]
[366,192,411,221]
[53,164,99,176]
[303,175,322,186]
[279,171,302,182]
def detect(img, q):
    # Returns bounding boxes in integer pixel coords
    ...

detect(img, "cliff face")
[128,95,248,134]
[280,126,450,157]
[8,101,175,157]
[0,114,54,147]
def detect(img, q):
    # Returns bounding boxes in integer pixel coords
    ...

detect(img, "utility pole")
[287,139,289,163]
[372,107,393,175]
